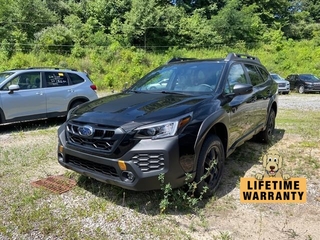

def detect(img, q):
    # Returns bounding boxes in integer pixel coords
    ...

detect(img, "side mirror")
[233,83,253,95]
[8,84,20,94]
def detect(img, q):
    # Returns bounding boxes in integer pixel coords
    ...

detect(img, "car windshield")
[300,74,320,82]
[130,61,225,93]
[0,72,14,84]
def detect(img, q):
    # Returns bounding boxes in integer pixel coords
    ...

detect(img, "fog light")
[58,145,64,153]
[118,160,127,170]
[122,171,135,182]
[58,153,64,162]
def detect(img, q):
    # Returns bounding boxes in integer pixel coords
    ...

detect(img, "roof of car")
[166,53,261,65]
[4,67,80,73]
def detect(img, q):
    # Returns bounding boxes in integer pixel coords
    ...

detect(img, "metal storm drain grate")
[31,175,77,194]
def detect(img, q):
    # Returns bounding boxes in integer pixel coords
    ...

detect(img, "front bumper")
[278,84,290,93]
[304,85,320,92]
[57,124,194,191]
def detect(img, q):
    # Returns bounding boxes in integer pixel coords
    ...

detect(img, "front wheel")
[194,135,225,198]
[298,85,305,94]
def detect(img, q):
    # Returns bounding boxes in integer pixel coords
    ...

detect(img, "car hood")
[274,79,289,84]
[69,92,210,131]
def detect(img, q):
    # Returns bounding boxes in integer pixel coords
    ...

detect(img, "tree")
[178,10,222,48]
[116,0,172,49]
[85,0,131,32]
[282,0,320,40]
[0,0,58,53]
[35,24,73,54]
[304,0,320,22]
[240,0,291,27]
[211,0,265,47]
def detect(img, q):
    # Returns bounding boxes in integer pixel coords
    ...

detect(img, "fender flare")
[67,97,90,111]
[193,109,229,171]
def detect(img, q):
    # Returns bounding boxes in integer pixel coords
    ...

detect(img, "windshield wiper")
[160,91,189,95]
[126,89,150,94]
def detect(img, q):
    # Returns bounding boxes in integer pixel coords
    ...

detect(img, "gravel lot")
[278,93,320,110]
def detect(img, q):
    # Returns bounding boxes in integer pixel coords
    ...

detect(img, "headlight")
[135,113,192,139]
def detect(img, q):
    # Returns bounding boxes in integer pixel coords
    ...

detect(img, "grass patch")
[276,109,320,138]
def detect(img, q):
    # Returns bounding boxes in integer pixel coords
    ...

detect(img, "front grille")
[66,122,124,154]
[313,84,320,90]
[132,153,165,172]
[278,83,286,87]
[66,155,118,177]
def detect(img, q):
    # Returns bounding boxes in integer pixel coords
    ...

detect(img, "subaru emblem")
[78,125,94,137]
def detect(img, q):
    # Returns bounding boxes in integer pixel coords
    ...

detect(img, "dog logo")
[255,150,290,180]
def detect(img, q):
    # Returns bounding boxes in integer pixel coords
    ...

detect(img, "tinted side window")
[45,72,68,87]
[225,64,248,93]
[287,75,295,82]
[257,67,270,82]
[244,64,264,86]
[69,73,85,85]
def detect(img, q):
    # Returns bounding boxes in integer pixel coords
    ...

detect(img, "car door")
[286,75,296,90]
[224,63,256,147]
[43,71,76,116]
[244,64,272,130]
[0,72,46,121]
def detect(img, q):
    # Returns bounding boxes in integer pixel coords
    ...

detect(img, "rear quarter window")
[68,73,85,85]
[244,64,265,86]
[257,67,271,82]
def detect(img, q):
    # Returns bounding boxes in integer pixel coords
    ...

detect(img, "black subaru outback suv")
[58,53,278,197]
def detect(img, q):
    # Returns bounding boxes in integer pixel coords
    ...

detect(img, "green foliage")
[35,25,74,54]
[178,12,222,48]
[158,158,218,214]
[1,39,320,91]
[211,0,265,47]
[0,0,319,54]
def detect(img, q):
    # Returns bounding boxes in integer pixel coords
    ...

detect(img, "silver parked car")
[270,73,290,94]
[0,68,98,125]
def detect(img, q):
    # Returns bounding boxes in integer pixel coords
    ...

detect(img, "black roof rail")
[225,53,261,63]
[27,67,78,71]
[167,57,197,63]
[6,67,78,71]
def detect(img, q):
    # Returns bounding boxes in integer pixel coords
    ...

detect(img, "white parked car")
[0,68,98,125]
[270,73,290,94]
[147,79,169,90]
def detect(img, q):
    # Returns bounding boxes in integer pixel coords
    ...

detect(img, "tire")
[255,109,275,143]
[194,135,225,198]
[298,85,305,94]
[70,100,84,110]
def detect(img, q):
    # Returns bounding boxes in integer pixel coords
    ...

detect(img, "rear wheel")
[70,100,85,110]
[194,135,225,198]
[255,109,275,143]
